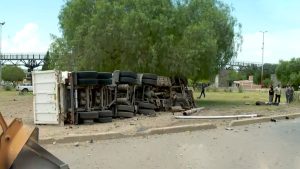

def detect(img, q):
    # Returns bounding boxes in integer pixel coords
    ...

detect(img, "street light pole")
[0,22,5,85]
[260,31,267,88]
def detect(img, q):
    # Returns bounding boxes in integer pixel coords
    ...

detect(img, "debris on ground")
[225,127,233,131]
[74,142,80,147]
[182,107,205,116]
[270,118,277,122]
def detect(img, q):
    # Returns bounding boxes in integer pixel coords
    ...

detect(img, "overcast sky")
[0,0,299,64]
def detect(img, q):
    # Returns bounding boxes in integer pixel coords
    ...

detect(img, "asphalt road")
[45,118,300,169]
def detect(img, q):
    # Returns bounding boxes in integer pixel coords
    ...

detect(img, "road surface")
[45,118,300,169]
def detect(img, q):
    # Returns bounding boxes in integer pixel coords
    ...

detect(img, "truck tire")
[117,105,134,112]
[117,111,134,118]
[99,110,113,117]
[21,88,29,93]
[98,79,112,85]
[119,71,137,79]
[119,77,137,84]
[142,73,157,80]
[97,72,112,79]
[97,117,113,123]
[138,102,156,109]
[142,79,157,86]
[79,111,98,119]
[138,109,156,116]
[77,71,98,79]
[77,79,98,86]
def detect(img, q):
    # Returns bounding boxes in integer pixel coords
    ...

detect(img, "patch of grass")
[194,91,287,111]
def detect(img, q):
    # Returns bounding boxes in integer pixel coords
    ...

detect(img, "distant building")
[233,75,261,89]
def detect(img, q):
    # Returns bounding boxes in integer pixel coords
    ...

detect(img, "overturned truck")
[32,70,195,125]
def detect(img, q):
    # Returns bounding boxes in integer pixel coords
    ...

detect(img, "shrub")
[4,85,12,91]
[238,86,244,93]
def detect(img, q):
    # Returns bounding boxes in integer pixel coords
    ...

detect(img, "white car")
[16,83,33,92]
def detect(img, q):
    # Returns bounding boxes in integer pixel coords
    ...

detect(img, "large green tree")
[51,0,242,81]
[276,58,300,87]
[2,66,25,85]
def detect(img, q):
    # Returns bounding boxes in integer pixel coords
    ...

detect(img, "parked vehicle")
[16,83,33,92]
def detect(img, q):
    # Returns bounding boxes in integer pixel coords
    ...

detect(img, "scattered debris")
[171,106,185,112]
[182,107,205,116]
[255,101,267,105]
[225,127,233,131]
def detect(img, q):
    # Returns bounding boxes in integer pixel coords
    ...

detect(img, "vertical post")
[260,31,267,88]
[0,22,5,85]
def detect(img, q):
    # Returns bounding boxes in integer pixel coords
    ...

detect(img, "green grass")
[195,91,287,109]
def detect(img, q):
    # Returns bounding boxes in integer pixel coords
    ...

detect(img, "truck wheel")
[117,111,134,118]
[117,105,134,112]
[142,73,157,80]
[138,109,156,116]
[22,88,29,93]
[119,71,137,79]
[98,79,112,85]
[138,102,156,109]
[97,117,113,123]
[79,111,98,119]
[119,77,137,84]
[76,71,98,79]
[77,79,98,86]
[97,72,112,79]
[142,79,157,86]
[99,110,113,117]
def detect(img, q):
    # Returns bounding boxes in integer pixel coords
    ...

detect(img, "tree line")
[46,0,242,82]
[224,57,300,89]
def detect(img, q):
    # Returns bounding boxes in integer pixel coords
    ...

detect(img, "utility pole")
[260,31,267,88]
[0,22,5,85]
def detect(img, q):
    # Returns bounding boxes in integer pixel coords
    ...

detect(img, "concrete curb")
[40,123,216,145]
[229,113,300,127]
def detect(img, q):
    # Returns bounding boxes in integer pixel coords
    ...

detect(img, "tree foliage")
[50,0,242,81]
[276,58,300,87]
[42,51,52,70]
[2,66,25,84]
[237,63,277,84]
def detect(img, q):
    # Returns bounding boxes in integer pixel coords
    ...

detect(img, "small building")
[233,76,261,89]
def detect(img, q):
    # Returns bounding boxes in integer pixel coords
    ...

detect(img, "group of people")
[268,85,294,104]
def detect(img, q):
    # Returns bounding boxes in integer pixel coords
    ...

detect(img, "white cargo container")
[32,70,66,125]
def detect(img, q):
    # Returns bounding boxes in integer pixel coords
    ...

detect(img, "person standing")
[274,85,281,104]
[268,85,274,104]
[286,85,291,104]
[290,86,294,103]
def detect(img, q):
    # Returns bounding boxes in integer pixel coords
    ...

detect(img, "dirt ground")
[1,90,299,140]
